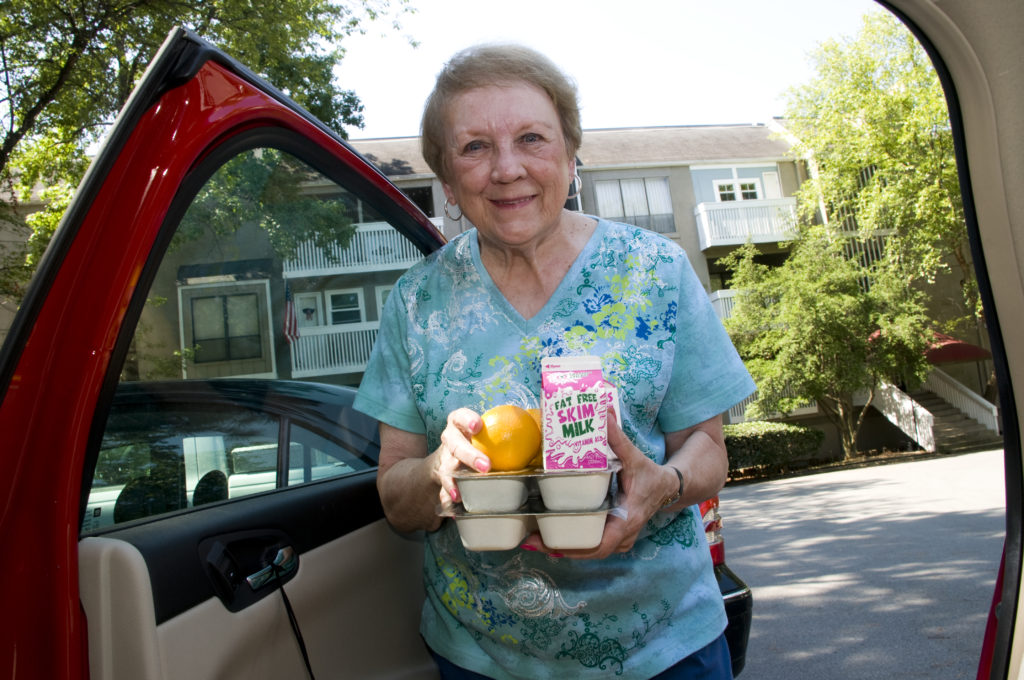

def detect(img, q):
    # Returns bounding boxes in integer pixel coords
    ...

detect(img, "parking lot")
[721,448,1006,679]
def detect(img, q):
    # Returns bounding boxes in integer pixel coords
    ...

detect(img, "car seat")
[193,469,229,506]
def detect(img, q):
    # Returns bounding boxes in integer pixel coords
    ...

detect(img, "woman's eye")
[521,133,542,144]
[463,141,484,153]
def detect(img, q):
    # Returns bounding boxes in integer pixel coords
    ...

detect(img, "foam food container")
[535,508,609,550]
[536,470,612,512]
[452,514,531,551]
[456,473,530,513]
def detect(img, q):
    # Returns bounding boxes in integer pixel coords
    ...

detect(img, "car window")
[82,401,279,532]
[82,139,426,532]
[286,423,374,486]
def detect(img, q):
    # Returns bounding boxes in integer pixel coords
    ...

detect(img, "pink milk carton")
[540,356,616,470]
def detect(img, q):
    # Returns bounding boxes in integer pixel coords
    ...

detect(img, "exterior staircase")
[875,369,1002,454]
[907,388,1004,453]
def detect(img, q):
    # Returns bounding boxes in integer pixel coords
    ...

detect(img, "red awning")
[925,332,992,365]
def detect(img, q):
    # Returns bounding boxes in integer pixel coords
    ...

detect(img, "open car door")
[879,1,1024,678]
[0,28,444,679]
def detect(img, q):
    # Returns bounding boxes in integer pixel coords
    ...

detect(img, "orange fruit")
[471,405,542,472]
[526,408,544,468]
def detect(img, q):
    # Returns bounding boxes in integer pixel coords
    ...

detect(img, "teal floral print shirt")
[355,218,755,679]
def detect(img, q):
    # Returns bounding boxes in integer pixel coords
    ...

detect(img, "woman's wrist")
[659,465,685,509]
[380,454,445,532]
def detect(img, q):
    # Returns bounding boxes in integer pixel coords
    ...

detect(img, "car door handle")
[246,545,297,590]
[200,530,297,611]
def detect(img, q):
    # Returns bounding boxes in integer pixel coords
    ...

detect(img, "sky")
[335,0,883,140]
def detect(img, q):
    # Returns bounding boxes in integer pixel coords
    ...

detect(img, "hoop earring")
[444,199,463,221]
[567,172,582,201]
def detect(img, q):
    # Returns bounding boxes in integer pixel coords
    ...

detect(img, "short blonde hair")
[421,43,582,184]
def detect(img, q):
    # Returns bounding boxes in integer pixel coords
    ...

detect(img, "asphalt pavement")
[720,448,1006,680]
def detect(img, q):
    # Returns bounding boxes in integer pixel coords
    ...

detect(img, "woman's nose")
[490,145,525,183]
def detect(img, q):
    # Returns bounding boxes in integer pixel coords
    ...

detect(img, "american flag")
[283,284,299,343]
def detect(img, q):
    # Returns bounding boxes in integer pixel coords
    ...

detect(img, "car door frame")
[0,27,443,679]
[879,1,1024,677]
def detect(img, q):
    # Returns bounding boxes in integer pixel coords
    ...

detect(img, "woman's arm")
[658,414,730,512]
[376,408,490,533]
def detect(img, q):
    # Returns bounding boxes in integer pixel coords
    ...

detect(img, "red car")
[0,28,750,678]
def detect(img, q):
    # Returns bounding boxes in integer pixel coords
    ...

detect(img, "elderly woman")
[353,44,755,680]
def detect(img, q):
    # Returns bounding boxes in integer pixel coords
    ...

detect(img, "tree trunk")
[819,395,860,460]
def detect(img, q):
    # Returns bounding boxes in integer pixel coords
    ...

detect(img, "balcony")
[289,323,378,378]
[709,289,738,321]
[694,198,797,250]
[283,221,429,279]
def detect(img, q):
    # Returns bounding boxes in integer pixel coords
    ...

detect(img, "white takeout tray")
[444,498,612,551]
[453,461,618,514]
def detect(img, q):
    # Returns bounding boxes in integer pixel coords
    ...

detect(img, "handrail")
[924,368,1000,432]
[876,382,936,452]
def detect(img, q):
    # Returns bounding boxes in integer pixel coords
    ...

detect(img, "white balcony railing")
[709,289,738,321]
[694,198,797,250]
[284,222,426,278]
[289,323,379,378]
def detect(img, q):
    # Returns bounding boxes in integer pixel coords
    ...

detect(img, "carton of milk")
[540,356,617,470]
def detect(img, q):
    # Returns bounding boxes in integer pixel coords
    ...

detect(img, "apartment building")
[3,123,997,455]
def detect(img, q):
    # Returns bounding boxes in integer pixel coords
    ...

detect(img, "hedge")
[724,420,825,473]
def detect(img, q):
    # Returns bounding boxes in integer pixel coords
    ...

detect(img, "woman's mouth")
[489,195,535,208]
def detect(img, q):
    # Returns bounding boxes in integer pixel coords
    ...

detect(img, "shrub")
[724,420,825,474]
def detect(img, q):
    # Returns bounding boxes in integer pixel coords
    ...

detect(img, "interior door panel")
[80,481,436,678]
[155,520,434,680]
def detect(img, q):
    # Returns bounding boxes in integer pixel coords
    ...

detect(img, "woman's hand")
[377,408,490,533]
[432,408,489,508]
[519,412,676,559]
[519,411,728,560]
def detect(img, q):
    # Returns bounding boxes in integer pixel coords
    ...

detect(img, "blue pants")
[428,631,734,679]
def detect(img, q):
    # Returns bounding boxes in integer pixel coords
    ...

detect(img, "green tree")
[722,11,970,458]
[0,0,413,300]
[722,232,931,460]
[781,11,975,334]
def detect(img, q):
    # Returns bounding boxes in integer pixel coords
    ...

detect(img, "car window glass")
[82,399,279,532]
[84,143,425,532]
[286,423,375,486]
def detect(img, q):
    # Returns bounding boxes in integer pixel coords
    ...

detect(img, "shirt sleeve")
[657,255,756,433]
[353,276,427,435]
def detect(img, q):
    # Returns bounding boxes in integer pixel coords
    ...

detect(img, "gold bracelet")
[660,466,684,509]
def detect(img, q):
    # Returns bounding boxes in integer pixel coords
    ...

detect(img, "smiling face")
[442,82,575,249]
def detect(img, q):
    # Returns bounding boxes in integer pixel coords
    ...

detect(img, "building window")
[294,292,322,328]
[594,177,675,233]
[190,293,261,363]
[327,289,365,325]
[715,179,762,202]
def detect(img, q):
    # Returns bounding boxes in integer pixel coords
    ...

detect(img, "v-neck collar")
[468,217,608,331]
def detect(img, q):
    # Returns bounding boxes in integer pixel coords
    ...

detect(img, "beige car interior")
[80,520,439,680]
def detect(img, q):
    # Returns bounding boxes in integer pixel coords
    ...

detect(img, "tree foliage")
[175,148,356,261]
[723,12,959,458]
[782,11,975,331]
[722,234,931,459]
[0,0,413,299]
